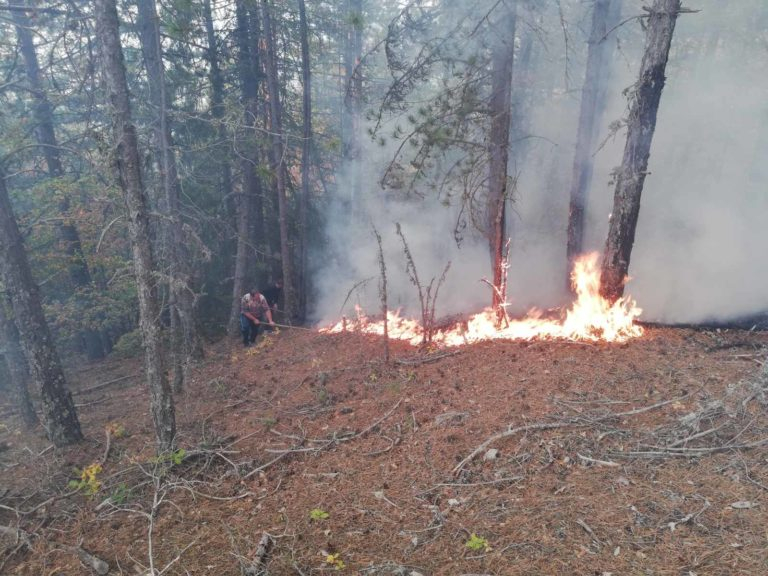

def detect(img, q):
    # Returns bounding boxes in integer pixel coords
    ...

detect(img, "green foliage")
[109,482,132,506]
[465,533,491,552]
[68,463,103,496]
[325,552,345,570]
[151,448,187,467]
[111,329,143,359]
[309,508,329,521]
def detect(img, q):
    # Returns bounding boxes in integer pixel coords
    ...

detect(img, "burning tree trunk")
[0,170,81,445]
[94,0,176,452]
[0,299,38,428]
[566,0,621,280]
[136,0,201,392]
[298,0,312,321]
[600,0,682,302]
[261,0,295,319]
[11,4,105,360]
[228,0,265,335]
[486,1,516,316]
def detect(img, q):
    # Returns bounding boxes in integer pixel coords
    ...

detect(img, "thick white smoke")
[314,0,768,326]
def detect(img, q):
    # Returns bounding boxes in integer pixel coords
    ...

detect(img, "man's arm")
[244,312,260,324]
[265,308,274,324]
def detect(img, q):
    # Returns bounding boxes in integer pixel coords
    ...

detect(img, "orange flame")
[321,252,643,345]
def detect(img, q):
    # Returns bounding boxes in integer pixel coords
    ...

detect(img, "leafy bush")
[111,329,143,358]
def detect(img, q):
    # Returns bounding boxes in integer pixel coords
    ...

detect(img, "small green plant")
[325,552,345,570]
[170,448,186,465]
[314,386,330,405]
[465,533,491,552]
[110,482,131,505]
[151,448,186,467]
[309,508,329,521]
[68,462,103,496]
[105,421,126,438]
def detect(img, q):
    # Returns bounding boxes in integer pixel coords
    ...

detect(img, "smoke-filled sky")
[313,0,768,325]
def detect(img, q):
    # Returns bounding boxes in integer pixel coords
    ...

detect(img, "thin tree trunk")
[12,4,105,360]
[0,299,38,428]
[260,0,295,319]
[600,0,681,302]
[298,0,312,321]
[0,171,81,445]
[94,0,176,452]
[487,1,516,316]
[343,0,363,213]
[228,0,264,335]
[566,0,621,282]
[136,0,200,393]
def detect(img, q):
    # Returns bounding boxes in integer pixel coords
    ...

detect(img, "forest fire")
[321,253,643,345]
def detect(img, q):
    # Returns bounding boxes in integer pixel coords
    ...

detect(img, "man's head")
[250,288,260,296]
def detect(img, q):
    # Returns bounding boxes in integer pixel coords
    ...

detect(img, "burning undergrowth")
[321,252,643,345]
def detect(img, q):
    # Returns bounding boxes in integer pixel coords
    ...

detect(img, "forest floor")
[2,324,768,575]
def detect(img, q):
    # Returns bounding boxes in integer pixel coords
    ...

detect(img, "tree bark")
[202,0,233,209]
[12,4,105,360]
[0,299,38,428]
[0,171,81,445]
[600,0,681,302]
[228,0,265,335]
[486,1,516,315]
[298,0,312,321]
[343,0,363,213]
[566,0,621,282]
[94,0,176,452]
[136,0,201,393]
[260,0,295,319]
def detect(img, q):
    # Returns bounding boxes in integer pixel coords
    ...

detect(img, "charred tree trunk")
[0,299,38,428]
[261,0,295,319]
[298,0,312,321]
[228,0,265,335]
[600,0,681,302]
[487,1,516,316]
[0,171,81,445]
[94,0,176,452]
[12,5,105,360]
[566,0,621,282]
[136,0,201,393]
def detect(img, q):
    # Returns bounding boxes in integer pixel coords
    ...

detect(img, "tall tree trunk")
[12,4,105,360]
[0,299,38,428]
[136,0,200,393]
[228,0,265,335]
[202,0,233,209]
[343,0,363,213]
[260,0,295,319]
[0,171,81,445]
[298,0,312,321]
[94,0,176,452]
[487,2,516,316]
[566,0,621,282]
[600,0,681,302]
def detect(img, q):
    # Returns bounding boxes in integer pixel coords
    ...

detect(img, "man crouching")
[240,288,275,347]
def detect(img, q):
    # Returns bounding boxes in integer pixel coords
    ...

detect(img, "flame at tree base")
[321,252,643,346]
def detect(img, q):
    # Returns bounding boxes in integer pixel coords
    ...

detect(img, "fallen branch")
[454,393,693,475]
[245,532,273,575]
[74,374,135,396]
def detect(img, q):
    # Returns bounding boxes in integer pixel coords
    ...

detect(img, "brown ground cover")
[2,325,768,575]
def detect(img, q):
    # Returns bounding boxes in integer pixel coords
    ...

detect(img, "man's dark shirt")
[261,284,282,309]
